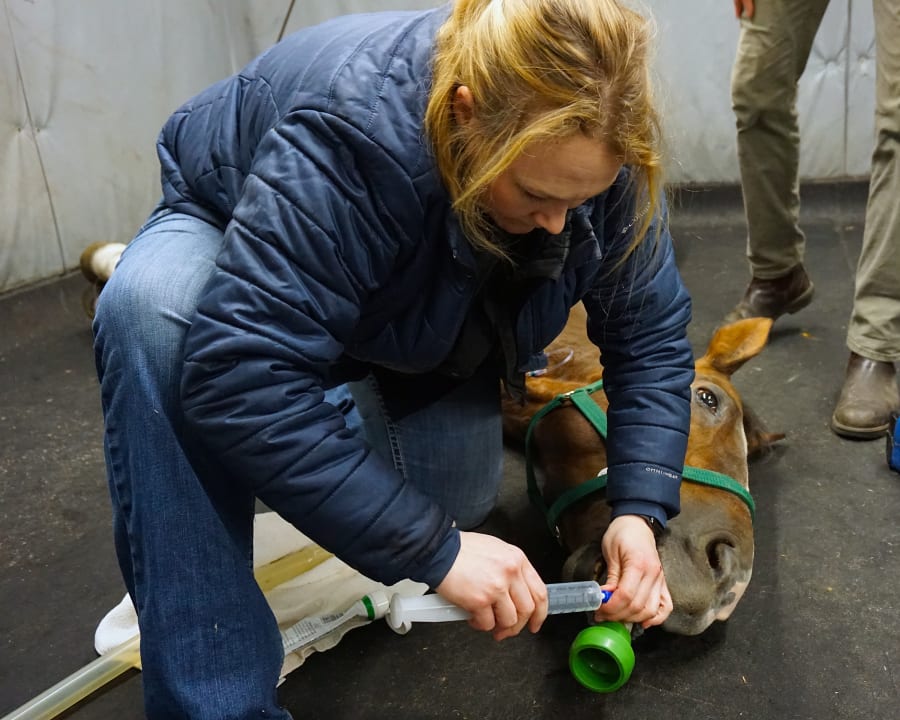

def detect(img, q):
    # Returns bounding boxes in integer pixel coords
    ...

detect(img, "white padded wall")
[0,0,879,293]
[797,0,851,179]
[650,4,742,183]
[0,2,59,292]
[650,0,875,184]
[846,0,878,175]
[0,0,291,293]
[283,0,441,33]
[0,0,435,293]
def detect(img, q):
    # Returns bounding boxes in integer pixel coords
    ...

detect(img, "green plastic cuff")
[568,622,635,693]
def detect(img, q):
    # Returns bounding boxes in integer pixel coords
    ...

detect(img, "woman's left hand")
[594,514,672,629]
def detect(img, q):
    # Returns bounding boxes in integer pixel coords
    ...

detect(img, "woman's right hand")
[435,531,548,641]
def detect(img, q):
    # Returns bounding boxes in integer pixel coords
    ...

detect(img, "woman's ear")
[452,85,475,126]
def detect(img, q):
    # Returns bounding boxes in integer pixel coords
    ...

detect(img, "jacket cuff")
[610,500,668,528]
[605,461,681,520]
[405,525,461,590]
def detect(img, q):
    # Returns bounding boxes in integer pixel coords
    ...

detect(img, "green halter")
[524,379,756,542]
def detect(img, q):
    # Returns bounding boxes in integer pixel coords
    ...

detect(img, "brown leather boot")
[723,264,814,324]
[831,352,900,439]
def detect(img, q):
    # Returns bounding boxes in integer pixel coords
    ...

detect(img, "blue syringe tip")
[600,589,613,604]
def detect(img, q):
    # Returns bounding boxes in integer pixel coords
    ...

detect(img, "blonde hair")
[425,0,663,260]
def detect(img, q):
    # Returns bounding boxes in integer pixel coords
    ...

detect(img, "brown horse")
[502,304,782,635]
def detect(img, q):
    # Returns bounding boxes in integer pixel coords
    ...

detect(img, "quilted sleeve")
[583,175,695,525]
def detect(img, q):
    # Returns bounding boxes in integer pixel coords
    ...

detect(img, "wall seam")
[2,0,65,272]
[277,0,296,42]
[843,0,853,174]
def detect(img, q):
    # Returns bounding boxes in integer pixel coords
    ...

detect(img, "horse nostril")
[706,538,736,574]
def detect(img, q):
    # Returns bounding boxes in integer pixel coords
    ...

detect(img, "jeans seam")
[365,374,406,479]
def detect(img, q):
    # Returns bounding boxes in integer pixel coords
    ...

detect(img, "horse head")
[502,306,783,635]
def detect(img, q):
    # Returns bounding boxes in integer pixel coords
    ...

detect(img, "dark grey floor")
[2,183,898,719]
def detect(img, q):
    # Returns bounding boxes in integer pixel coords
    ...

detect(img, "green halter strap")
[524,379,756,542]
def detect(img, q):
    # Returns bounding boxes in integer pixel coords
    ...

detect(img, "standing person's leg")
[93,209,291,720]
[831,0,900,438]
[348,365,504,531]
[725,0,830,323]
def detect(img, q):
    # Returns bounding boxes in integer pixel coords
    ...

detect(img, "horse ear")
[743,402,785,458]
[701,317,774,377]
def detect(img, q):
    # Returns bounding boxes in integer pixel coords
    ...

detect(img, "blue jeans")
[92,208,503,719]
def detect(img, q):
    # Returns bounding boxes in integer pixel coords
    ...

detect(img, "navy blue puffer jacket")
[173,7,694,590]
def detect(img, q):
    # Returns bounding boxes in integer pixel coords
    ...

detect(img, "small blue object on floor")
[887,413,900,473]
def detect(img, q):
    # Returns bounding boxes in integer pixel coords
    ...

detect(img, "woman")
[92,0,694,717]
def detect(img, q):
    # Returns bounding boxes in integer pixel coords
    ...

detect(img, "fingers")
[437,531,547,640]
[524,563,549,634]
[492,564,548,640]
[468,584,534,639]
[642,583,673,629]
[596,515,672,627]
[734,0,755,20]
[490,559,548,640]
[494,592,521,629]
[490,591,525,641]
[466,604,497,632]
[597,566,668,625]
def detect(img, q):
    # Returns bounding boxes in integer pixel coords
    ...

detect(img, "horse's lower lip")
[663,611,716,636]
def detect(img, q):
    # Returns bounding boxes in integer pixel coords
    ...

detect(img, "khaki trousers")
[731,0,900,360]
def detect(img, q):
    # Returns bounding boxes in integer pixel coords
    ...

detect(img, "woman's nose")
[533,208,567,235]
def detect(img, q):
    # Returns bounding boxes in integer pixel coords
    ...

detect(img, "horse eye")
[696,387,719,413]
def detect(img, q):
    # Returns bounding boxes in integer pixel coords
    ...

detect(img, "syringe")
[385,580,611,634]
[280,581,612,653]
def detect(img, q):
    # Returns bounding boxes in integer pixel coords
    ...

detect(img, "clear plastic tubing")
[1,544,334,720]
[0,636,142,720]
[387,580,610,634]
